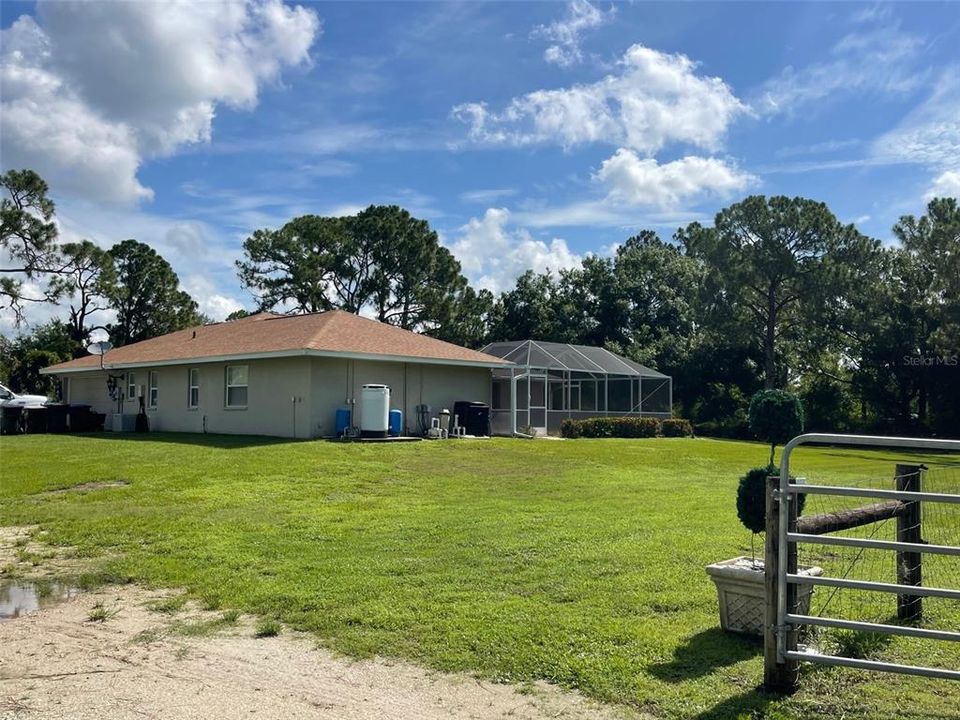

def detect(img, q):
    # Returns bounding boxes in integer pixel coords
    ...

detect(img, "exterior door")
[528,374,547,435]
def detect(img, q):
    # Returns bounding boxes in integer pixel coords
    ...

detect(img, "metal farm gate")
[765,434,960,690]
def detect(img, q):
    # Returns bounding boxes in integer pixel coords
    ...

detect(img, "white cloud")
[872,71,960,170]
[499,150,751,230]
[183,275,245,321]
[925,171,960,200]
[452,44,747,155]
[775,138,862,158]
[0,1,320,204]
[511,201,705,229]
[1,16,152,203]
[595,149,755,209]
[531,0,614,68]
[756,20,925,116]
[459,188,518,204]
[447,208,581,293]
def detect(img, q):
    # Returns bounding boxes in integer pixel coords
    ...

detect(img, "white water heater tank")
[360,384,390,437]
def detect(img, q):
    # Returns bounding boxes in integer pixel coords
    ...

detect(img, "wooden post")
[764,475,799,692]
[896,463,924,622]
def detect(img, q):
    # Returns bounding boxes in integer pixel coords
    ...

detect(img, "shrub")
[661,418,694,437]
[559,418,581,439]
[749,390,804,465]
[736,464,807,535]
[559,416,661,438]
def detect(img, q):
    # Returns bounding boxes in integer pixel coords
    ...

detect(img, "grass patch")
[171,617,235,638]
[133,627,164,644]
[15,548,51,566]
[831,629,894,660]
[147,596,187,614]
[255,618,281,638]
[87,601,118,623]
[1,432,957,719]
[201,596,221,611]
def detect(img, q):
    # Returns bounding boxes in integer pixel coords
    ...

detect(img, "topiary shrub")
[737,465,806,563]
[749,389,804,465]
[661,418,694,437]
[737,466,775,534]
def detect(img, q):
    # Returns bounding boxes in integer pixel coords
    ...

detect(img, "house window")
[225,365,248,408]
[127,372,137,401]
[188,368,200,409]
[148,371,159,409]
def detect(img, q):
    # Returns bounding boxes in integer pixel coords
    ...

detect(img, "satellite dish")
[86,341,113,356]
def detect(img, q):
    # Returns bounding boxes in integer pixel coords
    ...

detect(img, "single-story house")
[41,311,510,438]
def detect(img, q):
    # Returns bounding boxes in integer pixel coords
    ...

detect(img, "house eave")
[41,348,513,375]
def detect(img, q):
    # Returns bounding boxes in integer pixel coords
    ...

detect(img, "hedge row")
[559,416,694,439]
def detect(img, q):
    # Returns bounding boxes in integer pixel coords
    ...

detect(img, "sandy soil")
[1,556,639,720]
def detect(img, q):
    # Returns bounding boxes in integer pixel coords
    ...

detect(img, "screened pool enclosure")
[480,340,673,436]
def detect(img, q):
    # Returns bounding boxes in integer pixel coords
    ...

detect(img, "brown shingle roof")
[42,311,511,373]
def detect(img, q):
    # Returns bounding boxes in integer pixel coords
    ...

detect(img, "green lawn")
[1,433,957,719]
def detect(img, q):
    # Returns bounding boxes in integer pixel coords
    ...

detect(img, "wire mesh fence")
[787,444,960,676]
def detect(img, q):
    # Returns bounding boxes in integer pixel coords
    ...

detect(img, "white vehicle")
[0,383,49,408]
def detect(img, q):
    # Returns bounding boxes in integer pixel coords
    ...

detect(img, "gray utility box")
[111,413,138,432]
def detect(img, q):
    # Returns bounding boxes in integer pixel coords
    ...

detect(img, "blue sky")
[1,1,958,329]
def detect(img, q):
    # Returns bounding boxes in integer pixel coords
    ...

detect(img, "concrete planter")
[705,556,823,636]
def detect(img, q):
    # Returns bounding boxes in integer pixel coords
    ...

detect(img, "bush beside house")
[559,416,694,439]
[660,418,694,437]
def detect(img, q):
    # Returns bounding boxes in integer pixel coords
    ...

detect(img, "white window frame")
[148,371,159,409]
[127,372,137,402]
[188,368,200,409]
[224,365,248,409]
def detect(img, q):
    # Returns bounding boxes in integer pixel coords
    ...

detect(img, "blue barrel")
[388,409,402,436]
[335,407,351,436]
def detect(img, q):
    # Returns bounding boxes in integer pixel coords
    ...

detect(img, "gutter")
[42,347,513,375]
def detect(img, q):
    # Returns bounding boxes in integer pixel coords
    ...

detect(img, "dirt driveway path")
[0,584,638,720]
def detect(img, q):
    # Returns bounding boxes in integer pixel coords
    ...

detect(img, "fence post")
[764,475,798,692]
[896,463,924,622]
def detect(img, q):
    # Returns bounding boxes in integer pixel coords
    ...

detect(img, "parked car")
[0,383,49,408]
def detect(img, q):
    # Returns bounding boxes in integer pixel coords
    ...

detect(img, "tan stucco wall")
[65,371,112,411]
[310,357,491,436]
[58,356,493,438]
[63,358,312,438]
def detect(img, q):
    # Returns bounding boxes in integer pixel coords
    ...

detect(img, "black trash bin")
[46,403,69,433]
[0,406,23,435]
[67,404,92,432]
[453,401,490,437]
[24,406,48,433]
